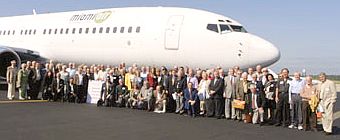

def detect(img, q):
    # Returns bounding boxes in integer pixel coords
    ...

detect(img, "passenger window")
[106,27,110,33]
[29,30,32,35]
[136,27,140,33]
[60,28,63,34]
[3,30,6,35]
[92,28,96,34]
[12,30,15,35]
[128,27,132,33]
[8,30,11,35]
[33,30,36,35]
[43,29,46,34]
[49,29,52,34]
[207,24,219,33]
[79,28,82,34]
[65,28,69,34]
[0,30,2,35]
[25,30,28,35]
[219,24,231,34]
[72,28,76,34]
[21,30,23,35]
[113,27,117,33]
[99,27,103,33]
[120,27,124,33]
[85,28,89,34]
[54,29,58,34]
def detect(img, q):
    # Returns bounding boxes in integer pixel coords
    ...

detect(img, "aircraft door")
[165,15,184,50]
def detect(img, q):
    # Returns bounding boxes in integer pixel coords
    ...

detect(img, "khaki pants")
[7,83,15,100]
[321,100,334,133]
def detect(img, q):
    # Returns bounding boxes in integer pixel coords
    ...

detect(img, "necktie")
[252,94,255,109]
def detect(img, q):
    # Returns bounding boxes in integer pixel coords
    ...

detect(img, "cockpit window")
[207,24,219,33]
[219,24,231,34]
[230,25,247,33]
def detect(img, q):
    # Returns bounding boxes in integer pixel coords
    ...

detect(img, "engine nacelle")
[0,47,21,82]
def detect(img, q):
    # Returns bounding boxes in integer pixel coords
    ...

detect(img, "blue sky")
[0,0,339,74]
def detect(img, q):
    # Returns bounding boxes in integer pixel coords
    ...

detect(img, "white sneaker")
[298,125,303,130]
[288,124,294,129]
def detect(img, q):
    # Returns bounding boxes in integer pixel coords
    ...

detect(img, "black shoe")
[260,122,264,126]
[325,132,332,135]
[275,123,281,127]
[311,128,318,132]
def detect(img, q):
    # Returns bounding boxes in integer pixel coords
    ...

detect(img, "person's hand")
[259,107,264,113]
[275,97,279,103]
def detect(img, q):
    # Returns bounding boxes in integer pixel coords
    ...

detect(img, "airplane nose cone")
[249,35,281,67]
[266,44,281,65]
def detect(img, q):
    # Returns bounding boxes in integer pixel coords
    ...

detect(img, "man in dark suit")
[115,79,128,107]
[184,82,199,117]
[175,71,187,114]
[100,76,115,107]
[208,71,224,119]
[53,73,65,102]
[167,69,177,112]
[248,83,266,125]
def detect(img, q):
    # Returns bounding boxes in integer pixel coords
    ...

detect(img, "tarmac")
[0,87,339,140]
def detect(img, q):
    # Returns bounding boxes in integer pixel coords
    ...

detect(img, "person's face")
[248,68,254,74]
[228,69,234,76]
[256,65,262,72]
[21,64,26,69]
[214,71,219,78]
[188,83,193,89]
[306,77,313,85]
[281,70,289,78]
[251,87,256,93]
[202,72,207,80]
[242,74,247,80]
[319,75,326,82]
[252,75,257,81]
[294,73,300,80]
[188,69,194,76]
[268,75,273,81]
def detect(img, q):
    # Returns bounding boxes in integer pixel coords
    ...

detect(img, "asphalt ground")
[0,88,339,140]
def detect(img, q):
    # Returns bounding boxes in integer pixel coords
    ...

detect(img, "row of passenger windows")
[0,26,141,36]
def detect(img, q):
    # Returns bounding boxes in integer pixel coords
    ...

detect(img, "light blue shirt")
[289,79,305,94]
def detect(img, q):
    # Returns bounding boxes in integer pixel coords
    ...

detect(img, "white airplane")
[0,7,280,81]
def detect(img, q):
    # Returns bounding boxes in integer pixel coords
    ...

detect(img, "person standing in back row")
[275,68,291,127]
[6,60,17,100]
[317,72,337,135]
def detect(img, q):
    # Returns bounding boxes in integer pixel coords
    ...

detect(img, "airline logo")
[70,11,112,23]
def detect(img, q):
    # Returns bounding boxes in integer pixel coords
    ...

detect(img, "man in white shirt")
[288,72,305,130]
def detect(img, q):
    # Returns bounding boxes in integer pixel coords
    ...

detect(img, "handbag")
[232,99,245,110]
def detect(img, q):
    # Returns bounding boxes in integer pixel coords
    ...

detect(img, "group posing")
[6,60,337,135]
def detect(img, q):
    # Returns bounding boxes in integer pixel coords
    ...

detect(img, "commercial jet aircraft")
[0,7,280,83]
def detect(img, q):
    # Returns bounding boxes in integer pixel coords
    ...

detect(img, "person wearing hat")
[317,72,337,135]
[6,60,17,100]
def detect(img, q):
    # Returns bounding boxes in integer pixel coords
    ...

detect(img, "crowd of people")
[5,60,337,135]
